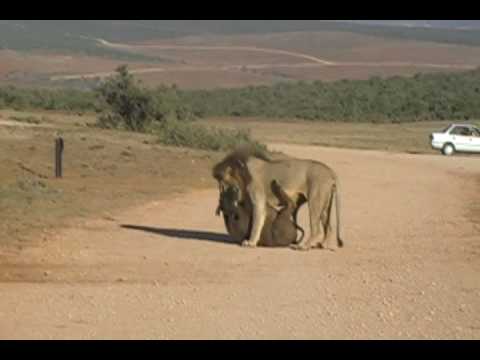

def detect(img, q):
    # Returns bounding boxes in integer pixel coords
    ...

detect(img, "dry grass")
[0,110,221,248]
[151,31,480,64]
[0,50,121,78]
[0,50,161,87]
[470,176,480,226]
[134,69,278,89]
[202,117,457,154]
[135,48,297,66]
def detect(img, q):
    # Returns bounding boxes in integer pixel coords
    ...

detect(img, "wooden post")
[55,137,64,178]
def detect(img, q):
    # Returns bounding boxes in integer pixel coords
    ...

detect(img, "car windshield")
[440,125,452,133]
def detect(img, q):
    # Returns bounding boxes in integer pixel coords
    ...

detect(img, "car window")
[472,128,480,137]
[450,126,472,136]
[440,125,452,133]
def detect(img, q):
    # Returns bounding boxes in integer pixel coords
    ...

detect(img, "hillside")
[338,20,480,30]
[0,21,168,62]
[1,20,480,89]
[3,20,480,52]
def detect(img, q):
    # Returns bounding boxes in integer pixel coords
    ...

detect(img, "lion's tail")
[333,182,344,248]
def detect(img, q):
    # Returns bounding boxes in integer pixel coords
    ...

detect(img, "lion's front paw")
[241,240,257,248]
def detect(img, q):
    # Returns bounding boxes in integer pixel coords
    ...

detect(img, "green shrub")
[179,68,480,123]
[154,118,266,152]
[95,65,194,131]
[2,66,480,124]
[95,65,156,131]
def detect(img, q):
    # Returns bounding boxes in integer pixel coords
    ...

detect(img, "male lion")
[216,180,304,247]
[212,147,343,250]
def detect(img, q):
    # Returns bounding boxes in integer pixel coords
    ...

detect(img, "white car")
[430,123,480,156]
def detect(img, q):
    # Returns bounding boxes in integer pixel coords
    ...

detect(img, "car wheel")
[442,144,455,156]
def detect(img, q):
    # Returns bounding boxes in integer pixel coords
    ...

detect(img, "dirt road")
[0,144,479,339]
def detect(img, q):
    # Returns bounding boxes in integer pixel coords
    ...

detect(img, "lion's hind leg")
[291,187,327,251]
[289,210,317,251]
[317,186,335,249]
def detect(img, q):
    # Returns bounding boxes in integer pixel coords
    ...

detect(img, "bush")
[2,66,480,124]
[179,68,480,123]
[95,65,194,131]
[95,66,267,152]
[0,85,97,112]
[95,65,156,131]
[154,118,266,152]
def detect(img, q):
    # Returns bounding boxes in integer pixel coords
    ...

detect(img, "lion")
[212,146,343,250]
[216,180,304,247]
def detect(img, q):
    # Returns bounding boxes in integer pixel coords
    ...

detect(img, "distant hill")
[338,20,480,30]
[1,20,480,60]
[0,21,172,61]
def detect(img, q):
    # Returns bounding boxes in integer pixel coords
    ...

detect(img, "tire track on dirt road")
[95,38,335,65]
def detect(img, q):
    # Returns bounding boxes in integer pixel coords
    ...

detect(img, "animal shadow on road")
[120,225,234,245]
